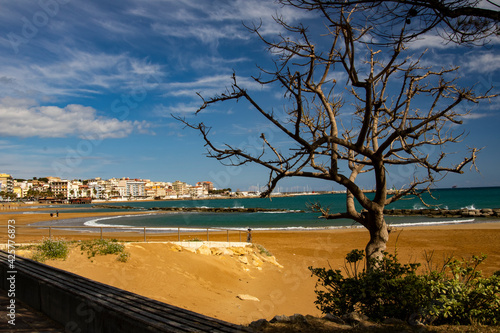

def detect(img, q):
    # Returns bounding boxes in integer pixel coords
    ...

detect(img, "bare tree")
[280,0,500,45]
[175,7,496,266]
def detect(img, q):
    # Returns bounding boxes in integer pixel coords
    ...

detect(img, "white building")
[122,179,146,198]
[190,185,208,197]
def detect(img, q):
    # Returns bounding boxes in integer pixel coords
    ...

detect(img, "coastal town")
[0,173,237,202]
[0,172,413,204]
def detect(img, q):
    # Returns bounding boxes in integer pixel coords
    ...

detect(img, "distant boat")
[452,185,458,188]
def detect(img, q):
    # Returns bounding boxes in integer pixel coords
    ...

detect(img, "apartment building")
[172,180,189,196]
[50,180,69,198]
[0,173,13,193]
[126,180,146,198]
[196,181,214,192]
[145,185,167,198]
[189,185,207,197]
[87,178,113,199]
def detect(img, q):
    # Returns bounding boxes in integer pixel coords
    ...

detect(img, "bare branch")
[279,0,500,45]
[175,2,498,263]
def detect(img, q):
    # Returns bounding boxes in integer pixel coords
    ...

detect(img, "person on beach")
[247,228,252,243]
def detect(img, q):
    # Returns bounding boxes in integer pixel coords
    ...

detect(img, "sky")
[0,0,499,192]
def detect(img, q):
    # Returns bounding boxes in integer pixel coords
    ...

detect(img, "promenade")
[0,289,64,332]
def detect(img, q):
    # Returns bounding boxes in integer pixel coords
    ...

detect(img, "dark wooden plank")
[12,261,240,332]
[1,257,236,333]
[4,263,185,332]
[0,251,246,333]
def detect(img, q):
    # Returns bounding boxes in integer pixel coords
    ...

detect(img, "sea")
[51,186,500,232]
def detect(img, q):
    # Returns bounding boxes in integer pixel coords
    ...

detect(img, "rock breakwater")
[150,206,298,213]
[384,208,500,218]
[93,204,302,213]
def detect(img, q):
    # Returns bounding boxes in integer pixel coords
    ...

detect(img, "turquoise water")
[81,187,500,230]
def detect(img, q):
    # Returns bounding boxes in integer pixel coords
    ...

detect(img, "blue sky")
[0,0,499,192]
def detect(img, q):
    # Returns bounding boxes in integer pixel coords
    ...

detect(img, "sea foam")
[83,214,154,228]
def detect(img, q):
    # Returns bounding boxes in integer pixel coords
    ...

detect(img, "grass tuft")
[32,238,69,262]
[80,239,129,262]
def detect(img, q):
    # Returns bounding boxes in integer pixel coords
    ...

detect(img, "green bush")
[309,250,500,325]
[80,239,127,259]
[32,238,69,262]
[424,255,500,325]
[116,251,130,263]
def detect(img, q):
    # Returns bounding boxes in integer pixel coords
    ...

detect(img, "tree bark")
[364,209,389,269]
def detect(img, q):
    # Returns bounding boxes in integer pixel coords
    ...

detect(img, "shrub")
[310,250,500,325]
[424,255,500,325]
[116,251,130,263]
[32,238,69,262]
[309,250,427,321]
[80,239,126,258]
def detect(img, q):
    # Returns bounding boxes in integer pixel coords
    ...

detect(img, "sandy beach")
[2,204,500,325]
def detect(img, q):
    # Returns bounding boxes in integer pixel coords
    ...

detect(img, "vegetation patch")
[80,239,129,262]
[116,251,130,263]
[255,244,272,257]
[310,250,500,326]
[32,238,70,263]
[185,237,202,242]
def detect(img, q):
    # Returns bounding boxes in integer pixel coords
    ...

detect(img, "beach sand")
[2,205,500,325]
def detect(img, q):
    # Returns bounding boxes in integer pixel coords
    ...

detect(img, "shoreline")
[25,223,500,325]
[25,212,500,229]
[4,204,499,243]
[2,206,500,325]
[1,207,499,242]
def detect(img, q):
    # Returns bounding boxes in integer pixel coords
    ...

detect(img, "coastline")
[2,205,500,242]
[2,205,500,324]
[23,210,500,230]
[25,222,500,325]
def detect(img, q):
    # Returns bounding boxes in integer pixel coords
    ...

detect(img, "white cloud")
[152,22,250,45]
[0,139,23,150]
[0,48,164,99]
[0,97,150,139]
[464,52,500,73]
[154,102,200,117]
[164,74,267,99]
[462,112,492,120]
[408,34,455,50]
[189,55,250,71]
[149,0,312,44]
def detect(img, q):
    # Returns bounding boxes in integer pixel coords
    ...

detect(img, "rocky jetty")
[93,204,301,213]
[149,206,298,213]
[92,204,138,210]
[92,204,499,218]
[384,208,500,218]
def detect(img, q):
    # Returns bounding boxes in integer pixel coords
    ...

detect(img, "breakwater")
[93,205,302,213]
[93,204,500,218]
[384,208,500,218]
[150,206,299,213]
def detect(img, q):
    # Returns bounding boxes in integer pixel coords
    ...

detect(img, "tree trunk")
[364,209,389,270]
